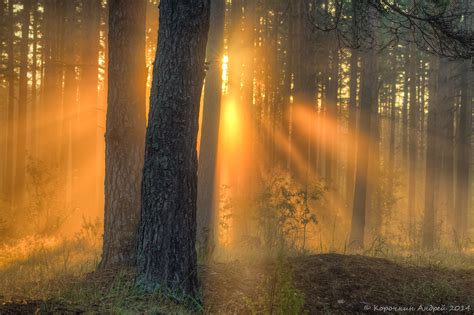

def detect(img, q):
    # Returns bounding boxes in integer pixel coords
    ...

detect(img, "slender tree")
[79,0,101,210]
[346,0,360,207]
[15,0,32,205]
[60,0,78,203]
[349,3,377,249]
[101,0,146,268]
[422,57,444,250]
[453,58,471,242]
[407,42,418,240]
[41,0,62,163]
[197,0,226,253]
[4,0,15,203]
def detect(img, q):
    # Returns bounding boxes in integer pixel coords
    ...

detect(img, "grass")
[1,236,473,314]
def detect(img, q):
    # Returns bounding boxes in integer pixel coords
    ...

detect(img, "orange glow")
[221,100,241,146]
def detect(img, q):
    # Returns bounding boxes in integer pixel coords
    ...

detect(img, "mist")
[0,0,473,313]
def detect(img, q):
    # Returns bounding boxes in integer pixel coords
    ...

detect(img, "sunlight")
[222,54,229,94]
[221,99,241,146]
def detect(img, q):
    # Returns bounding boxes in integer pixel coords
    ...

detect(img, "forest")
[0,0,473,313]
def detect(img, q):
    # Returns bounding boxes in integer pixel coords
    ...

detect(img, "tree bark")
[136,0,210,299]
[101,0,146,268]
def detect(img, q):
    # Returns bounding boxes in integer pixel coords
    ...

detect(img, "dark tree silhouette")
[136,0,210,299]
[101,0,146,268]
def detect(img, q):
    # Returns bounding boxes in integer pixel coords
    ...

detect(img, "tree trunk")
[30,2,38,159]
[41,0,62,164]
[325,36,338,184]
[197,0,225,254]
[453,58,471,243]
[401,50,409,167]
[292,0,316,183]
[349,9,377,248]
[346,0,359,208]
[346,49,358,208]
[407,43,418,242]
[59,0,78,206]
[367,69,380,238]
[136,0,210,299]
[422,57,442,250]
[15,0,32,205]
[79,0,101,212]
[4,0,15,203]
[388,48,397,193]
[101,0,146,268]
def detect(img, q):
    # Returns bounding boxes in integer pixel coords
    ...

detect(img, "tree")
[346,0,360,208]
[101,0,146,268]
[197,0,226,254]
[78,0,101,211]
[349,3,377,249]
[407,42,418,240]
[59,0,78,203]
[291,0,316,181]
[41,0,62,163]
[453,57,471,243]
[15,0,32,205]
[4,0,15,203]
[136,0,210,299]
[422,57,443,250]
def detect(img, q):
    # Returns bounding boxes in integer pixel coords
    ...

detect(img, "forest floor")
[0,253,473,314]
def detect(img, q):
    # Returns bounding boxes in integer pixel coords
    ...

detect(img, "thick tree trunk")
[101,0,146,268]
[136,0,210,299]
[197,0,225,254]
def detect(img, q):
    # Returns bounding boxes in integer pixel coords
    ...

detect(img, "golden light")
[221,99,241,147]
[222,54,229,94]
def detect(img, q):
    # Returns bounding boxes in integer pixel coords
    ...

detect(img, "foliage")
[264,256,306,314]
[252,168,326,253]
[25,157,71,236]
[0,217,102,301]
[219,168,327,254]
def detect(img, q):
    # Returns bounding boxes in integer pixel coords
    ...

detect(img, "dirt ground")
[1,253,473,314]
